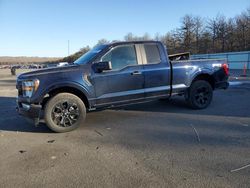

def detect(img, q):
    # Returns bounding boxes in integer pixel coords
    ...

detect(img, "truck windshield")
[74,45,107,65]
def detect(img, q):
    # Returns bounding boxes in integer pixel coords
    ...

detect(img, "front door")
[92,44,145,106]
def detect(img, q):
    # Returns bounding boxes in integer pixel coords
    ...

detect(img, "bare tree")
[193,16,204,53]
[124,32,135,41]
[207,15,228,52]
[226,18,236,51]
[207,18,217,52]
[179,15,195,51]
[154,32,161,41]
[95,39,109,46]
[142,33,151,40]
[235,11,248,50]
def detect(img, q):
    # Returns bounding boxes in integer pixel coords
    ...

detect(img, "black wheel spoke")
[63,118,70,127]
[54,112,61,118]
[54,105,62,113]
[69,115,78,122]
[194,85,212,106]
[195,94,200,98]
[62,102,68,110]
[201,98,205,104]
[66,117,73,126]
[51,100,80,128]
[54,116,61,125]
[69,109,79,116]
[199,98,202,104]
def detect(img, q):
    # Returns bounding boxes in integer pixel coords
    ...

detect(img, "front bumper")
[16,98,42,124]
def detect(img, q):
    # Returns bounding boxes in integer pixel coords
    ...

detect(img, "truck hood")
[18,64,81,79]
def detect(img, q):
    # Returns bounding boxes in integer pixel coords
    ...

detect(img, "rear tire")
[44,93,86,133]
[186,80,213,109]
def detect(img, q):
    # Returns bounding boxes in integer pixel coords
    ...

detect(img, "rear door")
[92,44,145,106]
[141,43,171,98]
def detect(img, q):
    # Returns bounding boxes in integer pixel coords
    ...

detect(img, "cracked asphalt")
[0,70,249,188]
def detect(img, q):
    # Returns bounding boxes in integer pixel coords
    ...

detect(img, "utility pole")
[68,40,70,56]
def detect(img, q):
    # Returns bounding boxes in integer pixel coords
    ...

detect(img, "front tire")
[186,80,213,109]
[44,93,86,133]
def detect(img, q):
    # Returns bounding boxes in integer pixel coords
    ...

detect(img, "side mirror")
[93,61,112,73]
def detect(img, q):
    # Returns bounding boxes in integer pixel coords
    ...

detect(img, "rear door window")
[144,44,161,64]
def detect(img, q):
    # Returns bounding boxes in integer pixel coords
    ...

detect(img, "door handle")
[131,71,142,75]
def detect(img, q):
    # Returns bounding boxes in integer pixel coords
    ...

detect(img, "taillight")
[222,63,229,76]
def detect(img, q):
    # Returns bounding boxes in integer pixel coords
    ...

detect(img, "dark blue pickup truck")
[16,41,229,132]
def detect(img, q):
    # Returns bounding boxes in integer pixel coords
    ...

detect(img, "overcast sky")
[0,0,249,57]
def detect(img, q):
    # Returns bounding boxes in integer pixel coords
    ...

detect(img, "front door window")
[102,45,138,71]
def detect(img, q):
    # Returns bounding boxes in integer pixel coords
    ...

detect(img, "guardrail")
[191,51,250,70]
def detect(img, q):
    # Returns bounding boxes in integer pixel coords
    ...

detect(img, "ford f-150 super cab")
[16,41,229,132]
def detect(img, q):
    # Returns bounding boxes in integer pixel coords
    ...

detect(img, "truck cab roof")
[107,40,161,47]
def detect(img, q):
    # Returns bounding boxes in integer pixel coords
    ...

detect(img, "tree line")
[63,7,250,63]
[0,56,60,65]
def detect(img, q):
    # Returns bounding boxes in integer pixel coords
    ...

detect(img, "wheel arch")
[192,73,215,89]
[41,85,90,109]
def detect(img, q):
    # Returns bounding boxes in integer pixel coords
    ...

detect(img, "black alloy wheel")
[52,101,80,127]
[187,80,213,109]
[44,93,86,133]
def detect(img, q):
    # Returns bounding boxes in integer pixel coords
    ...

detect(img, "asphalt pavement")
[0,71,249,188]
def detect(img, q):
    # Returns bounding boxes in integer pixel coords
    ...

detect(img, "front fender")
[32,81,93,103]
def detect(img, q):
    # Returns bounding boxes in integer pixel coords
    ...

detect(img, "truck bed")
[171,58,227,94]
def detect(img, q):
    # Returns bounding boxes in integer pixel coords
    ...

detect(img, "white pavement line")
[189,124,200,143]
[229,81,242,86]
[229,81,250,86]
[240,123,249,127]
[230,163,250,172]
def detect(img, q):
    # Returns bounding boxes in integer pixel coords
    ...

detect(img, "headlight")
[22,79,40,97]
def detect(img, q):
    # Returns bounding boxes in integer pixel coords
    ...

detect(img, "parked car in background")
[57,62,69,67]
